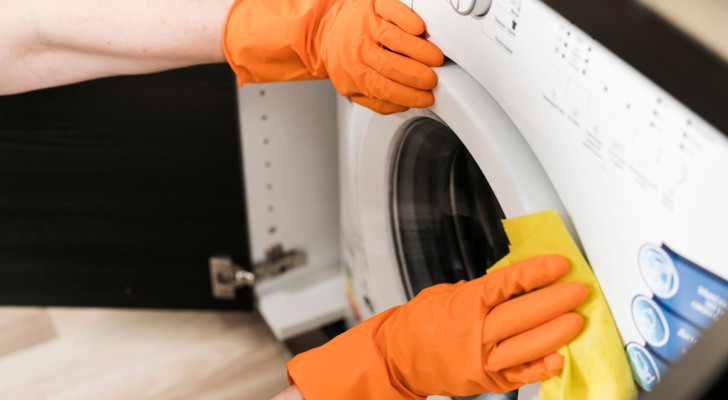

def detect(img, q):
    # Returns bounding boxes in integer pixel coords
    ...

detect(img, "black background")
[0,63,253,310]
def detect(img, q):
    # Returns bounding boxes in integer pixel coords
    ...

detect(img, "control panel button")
[449,0,492,16]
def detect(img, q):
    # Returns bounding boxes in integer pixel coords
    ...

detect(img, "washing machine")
[340,0,728,398]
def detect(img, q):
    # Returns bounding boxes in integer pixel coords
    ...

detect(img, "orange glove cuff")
[222,0,328,85]
[286,307,424,400]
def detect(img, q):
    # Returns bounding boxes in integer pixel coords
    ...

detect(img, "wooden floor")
[0,307,291,400]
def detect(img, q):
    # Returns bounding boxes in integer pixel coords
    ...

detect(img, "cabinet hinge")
[209,244,307,300]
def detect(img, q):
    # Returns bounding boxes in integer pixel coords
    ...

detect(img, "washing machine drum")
[391,117,510,299]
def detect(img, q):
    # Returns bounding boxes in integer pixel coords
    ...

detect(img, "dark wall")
[0,64,254,310]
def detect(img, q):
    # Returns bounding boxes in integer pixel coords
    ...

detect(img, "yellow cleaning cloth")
[490,210,637,400]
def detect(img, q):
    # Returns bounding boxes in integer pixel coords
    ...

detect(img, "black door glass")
[390,117,510,298]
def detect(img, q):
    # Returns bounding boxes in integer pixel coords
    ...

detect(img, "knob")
[449,0,493,16]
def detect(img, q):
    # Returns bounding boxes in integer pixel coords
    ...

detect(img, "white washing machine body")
[340,0,728,397]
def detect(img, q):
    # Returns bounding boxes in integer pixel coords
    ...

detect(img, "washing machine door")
[350,62,574,399]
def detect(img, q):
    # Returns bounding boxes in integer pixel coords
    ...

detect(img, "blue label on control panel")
[641,245,728,329]
[629,244,728,390]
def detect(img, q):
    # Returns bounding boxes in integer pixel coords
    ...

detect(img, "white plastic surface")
[256,266,347,340]
[237,80,346,340]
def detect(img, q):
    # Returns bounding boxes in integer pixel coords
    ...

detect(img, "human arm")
[0,0,233,95]
[270,384,304,400]
[1,0,444,115]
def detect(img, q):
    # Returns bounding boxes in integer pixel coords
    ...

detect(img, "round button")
[626,343,661,391]
[638,244,679,299]
[632,295,670,347]
[450,0,492,16]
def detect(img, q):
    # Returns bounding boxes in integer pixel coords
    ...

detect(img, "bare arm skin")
[0,0,234,95]
[270,384,304,400]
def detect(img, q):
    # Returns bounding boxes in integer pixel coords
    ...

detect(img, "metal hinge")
[209,244,307,300]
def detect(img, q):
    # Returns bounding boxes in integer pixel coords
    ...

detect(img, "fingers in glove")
[362,69,435,108]
[376,20,444,67]
[350,95,409,115]
[374,0,426,36]
[501,353,565,384]
[483,282,588,342]
[486,312,583,371]
[363,41,438,90]
[479,255,570,307]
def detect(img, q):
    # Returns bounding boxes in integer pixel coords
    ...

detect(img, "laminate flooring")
[0,307,291,400]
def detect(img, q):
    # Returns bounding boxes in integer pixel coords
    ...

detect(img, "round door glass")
[390,117,510,299]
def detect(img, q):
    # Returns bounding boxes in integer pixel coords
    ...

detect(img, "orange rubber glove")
[286,255,589,399]
[222,0,444,114]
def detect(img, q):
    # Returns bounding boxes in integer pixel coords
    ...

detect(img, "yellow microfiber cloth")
[489,210,638,400]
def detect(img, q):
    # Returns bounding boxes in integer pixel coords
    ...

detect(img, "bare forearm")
[270,384,304,400]
[0,0,234,95]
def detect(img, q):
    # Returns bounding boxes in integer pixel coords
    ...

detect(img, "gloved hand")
[286,255,588,399]
[222,0,444,114]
